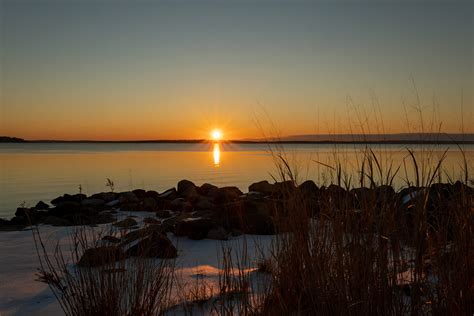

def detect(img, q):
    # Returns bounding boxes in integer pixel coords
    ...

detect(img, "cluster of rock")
[0,179,471,266]
[1,179,472,234]
[78,226,178,267]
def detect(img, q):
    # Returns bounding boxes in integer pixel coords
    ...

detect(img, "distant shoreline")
[1,135,473,145]
[1,140,474,145]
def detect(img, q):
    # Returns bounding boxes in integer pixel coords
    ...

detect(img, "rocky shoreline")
[1,179,471,236]
[1,179,472,268]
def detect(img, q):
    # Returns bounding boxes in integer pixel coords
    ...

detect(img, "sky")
[1,0,472,140]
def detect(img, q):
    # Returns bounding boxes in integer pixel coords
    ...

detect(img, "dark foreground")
[1,178,473,315]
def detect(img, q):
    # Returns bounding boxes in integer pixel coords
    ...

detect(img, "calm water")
[1,142,472,218]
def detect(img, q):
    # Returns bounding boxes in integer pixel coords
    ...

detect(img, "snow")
[0,211,274,315]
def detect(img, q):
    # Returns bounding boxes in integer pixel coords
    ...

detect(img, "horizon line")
[1,133,474,145]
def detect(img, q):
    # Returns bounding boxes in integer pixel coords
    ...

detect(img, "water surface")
[1,142,472,218]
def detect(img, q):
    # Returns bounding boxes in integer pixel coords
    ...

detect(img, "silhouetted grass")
[32,225,175,316]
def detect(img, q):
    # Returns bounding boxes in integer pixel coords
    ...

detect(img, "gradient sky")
[1,0,472,140]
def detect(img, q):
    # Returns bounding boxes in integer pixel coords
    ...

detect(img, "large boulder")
[249,181,274,196]
[374,185,396,204]
[324,184,353,209]
[194,196,215,210]
[298,180,319,197]
[212,187,243,203]
[245,214,275,235]
[132,189,147,199]
[15,207,37,219]
[81,198,105,209]
[273,181,297,197]
[145,190,160,200]
[35,201,50,210]
[118,192,139,204]
[77,246,124,267]
[143,197,158,211]
[170,198,192,212]
[177,180,199,201]
[125,231,177,258]
[159,188,177,200]
[174,218,216,240]
[90,192,117,203]
[350,187,374,209]
[48,201,83,216]
[198,183,219,196]
[51,194,86,205]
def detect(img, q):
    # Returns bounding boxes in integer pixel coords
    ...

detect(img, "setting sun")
[211,129,223,141]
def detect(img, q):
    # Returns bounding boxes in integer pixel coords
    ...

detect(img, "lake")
[1,142,472,218]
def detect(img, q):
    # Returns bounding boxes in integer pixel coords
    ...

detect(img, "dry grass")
[32,226,175,316]
[255,142,473,315]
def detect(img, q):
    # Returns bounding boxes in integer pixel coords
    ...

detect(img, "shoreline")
[2,140,474,145]
[1,179,472,234]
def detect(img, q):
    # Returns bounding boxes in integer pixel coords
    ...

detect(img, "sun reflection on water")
[213,143,220,166]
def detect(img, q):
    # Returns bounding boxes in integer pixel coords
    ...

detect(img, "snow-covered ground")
[0,212,274,316]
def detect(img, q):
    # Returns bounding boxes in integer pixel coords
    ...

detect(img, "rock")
[198,183,219,196]
[132,189,146,199]
[120,202,142,212]
[325,184,352,208]
[48,201,82,216]
[113,218,138,228]
[77,246,124,267]
[15,207,36,219]
[351,187,374,208]
[298,180,319,197]
[102,235,121,243]
[143,197,158,211]
[213,186,243,203]
[177,180,199,202]
[250,199,274,217]
[249,181,274,196]
[216,202,275,234]
[145,190,160,200]
[51,194,86,205]
[216,200,246,231]
[175,218,216,240]
[42,216,72,226]
[159,188,177,200]
[10,216,29,226]
[177,179,196,195]
[194,196,214,210]
[122,228,150,244]
[118,192,139,204]
[106,199,120,208]
[90,192,117,203]
[81,198,105,209]
[245,214,275,235]
[375,185,396,204]
[273,181,296,197]
[35,201,49,210]
[170,198,192,212]
[206,226,229,240]
[125,231,177,258]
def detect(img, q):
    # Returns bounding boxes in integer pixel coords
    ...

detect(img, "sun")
[211,129,223,141]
